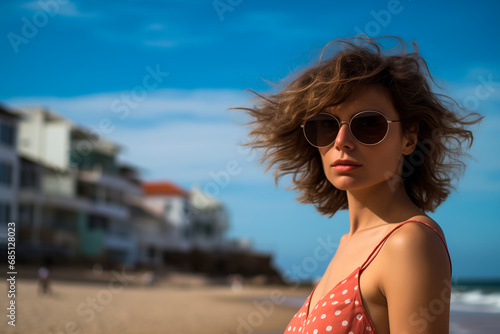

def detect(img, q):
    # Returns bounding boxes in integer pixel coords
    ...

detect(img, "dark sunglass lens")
[351,112,388,144]
[304,115,339,147]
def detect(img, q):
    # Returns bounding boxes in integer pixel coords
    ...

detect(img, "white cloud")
[19,0,100,18]
[142,39,179,48]
[4,88,265,186]
[91,13,218,49]
[446,71,500,112]
[5,88,252,124]
[454,112,500,193]
[109,120,266,186]
[145,23,166,31]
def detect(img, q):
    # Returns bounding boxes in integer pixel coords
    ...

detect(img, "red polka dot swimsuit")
[284,220,451,334]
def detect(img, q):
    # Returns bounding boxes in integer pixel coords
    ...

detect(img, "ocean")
[451,278,500,313]
[449,279,500,333]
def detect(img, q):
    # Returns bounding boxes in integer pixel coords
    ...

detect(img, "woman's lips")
[331,159,362,172]
[332,165,362,172]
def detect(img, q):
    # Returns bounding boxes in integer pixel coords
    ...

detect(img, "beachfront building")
[0,105,20,246]
[141,181,232,251]
[15,107,140,263]
[16,107,81,260]
[189,185,229,250]
[128,201,170,266]
[3,104,273,277]
[17,155,77,259]
[141,181,191,252]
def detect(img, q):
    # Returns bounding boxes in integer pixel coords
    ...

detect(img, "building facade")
[15,107,139,264]
[0,105,20,246]
[1,104,256,272]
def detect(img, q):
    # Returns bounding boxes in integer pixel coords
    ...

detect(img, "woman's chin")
[331,182,360,191]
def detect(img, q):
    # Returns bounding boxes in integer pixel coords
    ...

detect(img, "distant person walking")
[38,266,51,295]
[238,36,482,333]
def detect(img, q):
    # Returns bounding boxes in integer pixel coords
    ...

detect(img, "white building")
[128,201,171,266]
[16,106,140,263]
[189,185,229,250]
[141,181,191,252]
[140,181,233,267]
[0,105,20,245]
[4,105,246,269]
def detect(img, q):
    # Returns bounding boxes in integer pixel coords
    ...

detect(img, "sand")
[1,270,309,334]
[2,268,497,334]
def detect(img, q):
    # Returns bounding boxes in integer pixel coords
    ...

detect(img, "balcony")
[78,166,141,196]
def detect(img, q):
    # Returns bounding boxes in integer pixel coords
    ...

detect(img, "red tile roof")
[142,181,188,197]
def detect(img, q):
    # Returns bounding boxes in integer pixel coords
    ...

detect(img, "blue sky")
[1,0,499,279]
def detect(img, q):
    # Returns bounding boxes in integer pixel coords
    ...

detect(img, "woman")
[238,37,482,333]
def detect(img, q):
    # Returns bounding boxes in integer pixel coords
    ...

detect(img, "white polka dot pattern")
[283,267,377,334]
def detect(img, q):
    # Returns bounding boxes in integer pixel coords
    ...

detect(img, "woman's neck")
[345,181,424,235]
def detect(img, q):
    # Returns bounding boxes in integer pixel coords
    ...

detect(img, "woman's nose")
[334,122,355,150]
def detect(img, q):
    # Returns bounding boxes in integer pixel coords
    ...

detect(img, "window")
[0,161,13,186]
[164,202,172,213]
[0,122,15,147]
[20,160,40,189]
[77,182,97,201]
[108,220,130,238]
[70,150,118,175]
[18,204,33,227]
[87,214,109,230]
[0,202,11,224]
[147,246,156,259]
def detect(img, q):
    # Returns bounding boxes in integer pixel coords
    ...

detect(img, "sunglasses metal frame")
[301,110,402,147]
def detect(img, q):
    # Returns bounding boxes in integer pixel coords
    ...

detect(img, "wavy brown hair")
[237,36,482,217]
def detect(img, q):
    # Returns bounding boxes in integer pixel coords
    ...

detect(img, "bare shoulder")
[375,221,452,333]
[375,215,452,301]
[403,214,447,243]
[382,215,451,273]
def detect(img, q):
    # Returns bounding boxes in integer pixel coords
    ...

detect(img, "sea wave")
[451,288,500,313]
[281,284,500,314]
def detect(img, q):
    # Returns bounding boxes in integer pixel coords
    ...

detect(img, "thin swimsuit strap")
[360,220,452,273]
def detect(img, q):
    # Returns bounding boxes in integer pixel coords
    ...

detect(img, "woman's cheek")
[376,146,404,181]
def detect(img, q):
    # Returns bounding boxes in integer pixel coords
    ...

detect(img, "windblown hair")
[238,36,482,217]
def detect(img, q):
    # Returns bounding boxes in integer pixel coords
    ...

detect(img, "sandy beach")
[2,267,498,334]
[0,268,309,334]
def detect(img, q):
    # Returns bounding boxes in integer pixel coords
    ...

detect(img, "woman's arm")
[380,223,452,334]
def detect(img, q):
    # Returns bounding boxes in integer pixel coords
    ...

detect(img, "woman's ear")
[402,124,419,155]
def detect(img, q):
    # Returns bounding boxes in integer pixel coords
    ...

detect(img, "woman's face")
[318,85,416,192]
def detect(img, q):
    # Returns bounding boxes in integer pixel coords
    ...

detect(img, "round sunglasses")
[301,110,401,147]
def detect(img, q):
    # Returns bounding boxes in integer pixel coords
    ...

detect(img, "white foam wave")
[451,289,500,313]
